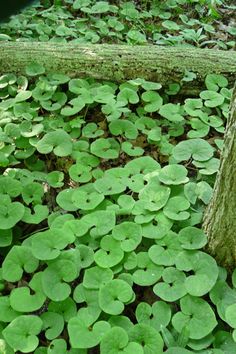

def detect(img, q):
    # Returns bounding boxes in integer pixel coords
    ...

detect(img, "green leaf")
[225,303,236,328]
[72,189,104,210]
[3,315,43,352]
[121,141,144,156]
[128,324,164,354]
[82,122,104,138]
[132,252,163,286]
[193,157,220,175]
[31,228,75,260]
[68,310,110,349]
[172,138,214,162]
[0,176,22,197]
[163,196,190,221]
[2,246,39,282]
[14,90,32,103]
[184,98,203,117]
[47,339,67,354]
[158,164,189,185]
[77,244,94,268]
[135,301,171,331]
[176,251,218,296]
[83,210,116,237]
[160,325,177,348]
[153,267,187,301]
[205,74,228,91]
[232,269,236,288]
[200,90,224,107]
[147,127,162,142]
[109,120,138,139]
[184,181,213,204]
[187,118,210,138]
[32,81,55,101]
[141,91,163,112]
[178,226,207,250]
[36,130,72,156]
[41,92,67,112]
[22,182,44,205]
[172,295,217,339]
[141,212,173,240]
[69,163,92,183]
[48,298,77,322]
[94,235,124,268]
[91,138,120,159]
[91,1,111,13]
[99,279,133,315]
[10,273,46,312]
[73,284,101,320]
[117,87,139,106]
[159,103,184,122]
[125,156,160,175]
[148,231,182,266]
[83,266,113,290]
[0,195,25,229]
[42,254,79,301]
[21,205,49,224]
[41,312,64,340]
[162,20,180,30]
[94,175,126,195]
[0,296,20,322]
[60,98,85,116]
[112,222,142,252]
[56,189,78,212]
[100,326,143,354]
[139,179,171,211]
[46,171,64,188]
[165,348,193,354]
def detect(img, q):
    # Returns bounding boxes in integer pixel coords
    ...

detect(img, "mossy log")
[203,84,236,271]
[1,42,236,93]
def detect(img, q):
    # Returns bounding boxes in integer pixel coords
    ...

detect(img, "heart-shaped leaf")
[94,235,124,268]
[112,222,142,252]
[158,164,189,185]
[172,295,217,339]
[41,312,64,340]
[128,324,164,354]
[136,301,171,331]
[10,272,46,312]
[172,138,214,162]
[36,130,72,156]
[100,326,143,354]
[133,252,163,286]
[153,267,187,301]
[3,315,43,353]
[99,279,133,315]
[141,91,163,112]
[91,138,120,159]
[0,195,25,229]
[68,310,110,348]
[31,228,75,260]
[2,246,39,282]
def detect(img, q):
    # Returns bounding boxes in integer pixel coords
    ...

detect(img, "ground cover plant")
[0,0,235,49]
[0,0,236,353]
[0,66,235,353]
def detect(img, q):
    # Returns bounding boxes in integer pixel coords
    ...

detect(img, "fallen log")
[1,42,236,93]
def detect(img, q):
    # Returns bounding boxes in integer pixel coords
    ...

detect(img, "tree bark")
[203,85,236,271]
[0,42,236,94]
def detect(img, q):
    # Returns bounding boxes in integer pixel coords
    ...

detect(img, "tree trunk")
[0,42,236,94]
[203,85,236,271]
